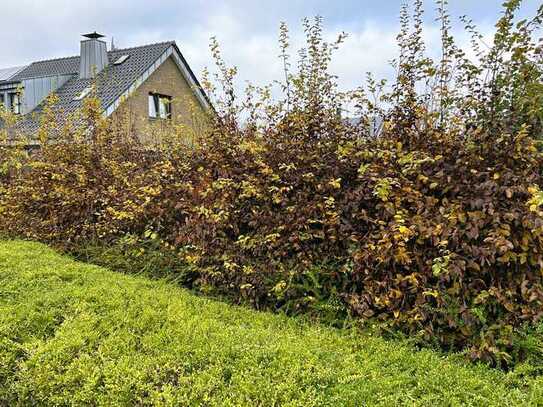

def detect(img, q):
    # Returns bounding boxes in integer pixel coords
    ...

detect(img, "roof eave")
[170,42,213,111]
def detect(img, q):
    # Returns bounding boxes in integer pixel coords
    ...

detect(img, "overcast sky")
[1,1,541,93]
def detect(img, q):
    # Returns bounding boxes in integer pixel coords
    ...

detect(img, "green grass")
[1,240,543,406]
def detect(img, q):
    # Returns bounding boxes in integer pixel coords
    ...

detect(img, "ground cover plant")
[2,240,543,406]
[1,0,543,368]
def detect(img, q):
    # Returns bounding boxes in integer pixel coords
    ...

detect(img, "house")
[346,116,384,138]
[0,32,212,144]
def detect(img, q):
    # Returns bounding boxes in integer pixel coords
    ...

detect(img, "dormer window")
[148,93,172,119]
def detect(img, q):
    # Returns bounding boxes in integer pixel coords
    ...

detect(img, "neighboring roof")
[0,66,27,82]
[8,41,210,136]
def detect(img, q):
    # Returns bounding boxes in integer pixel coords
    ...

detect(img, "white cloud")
[179,14,496,101]
[0,0,500,103]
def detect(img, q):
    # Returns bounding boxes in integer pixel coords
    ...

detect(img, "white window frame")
[148,93,172,119]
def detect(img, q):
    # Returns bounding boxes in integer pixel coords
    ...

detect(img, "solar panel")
[0,66,26,81]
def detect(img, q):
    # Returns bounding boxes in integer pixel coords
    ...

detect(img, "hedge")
[1,2,543,365]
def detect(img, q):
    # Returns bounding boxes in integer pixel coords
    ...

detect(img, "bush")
[1,1,543,366]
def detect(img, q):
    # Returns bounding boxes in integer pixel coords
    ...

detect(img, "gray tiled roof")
[16,41,176,134]
[12,57,80,80]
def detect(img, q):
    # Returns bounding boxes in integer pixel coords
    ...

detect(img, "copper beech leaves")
[2,116,543,367]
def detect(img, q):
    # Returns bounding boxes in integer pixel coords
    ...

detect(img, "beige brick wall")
[112,56,209,145]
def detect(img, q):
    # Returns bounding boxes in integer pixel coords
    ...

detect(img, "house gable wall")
[112,55,209,145]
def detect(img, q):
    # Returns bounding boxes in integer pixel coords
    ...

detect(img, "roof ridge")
[29,54,79,65]
[109,40,174,53]
[24,41,175,66]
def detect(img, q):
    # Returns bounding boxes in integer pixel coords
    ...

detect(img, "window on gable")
[148,93,172,119]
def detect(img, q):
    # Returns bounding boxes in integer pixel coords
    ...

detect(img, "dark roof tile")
[12,57,80,80]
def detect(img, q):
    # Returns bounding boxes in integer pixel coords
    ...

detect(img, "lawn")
[1,240,542,406]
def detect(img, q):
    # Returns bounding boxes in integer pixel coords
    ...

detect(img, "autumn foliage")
[2,1,543,366]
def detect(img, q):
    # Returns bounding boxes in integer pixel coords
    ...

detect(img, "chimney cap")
[82,32,106,40]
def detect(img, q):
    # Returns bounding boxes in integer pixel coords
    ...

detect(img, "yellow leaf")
[329,178,342,189]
